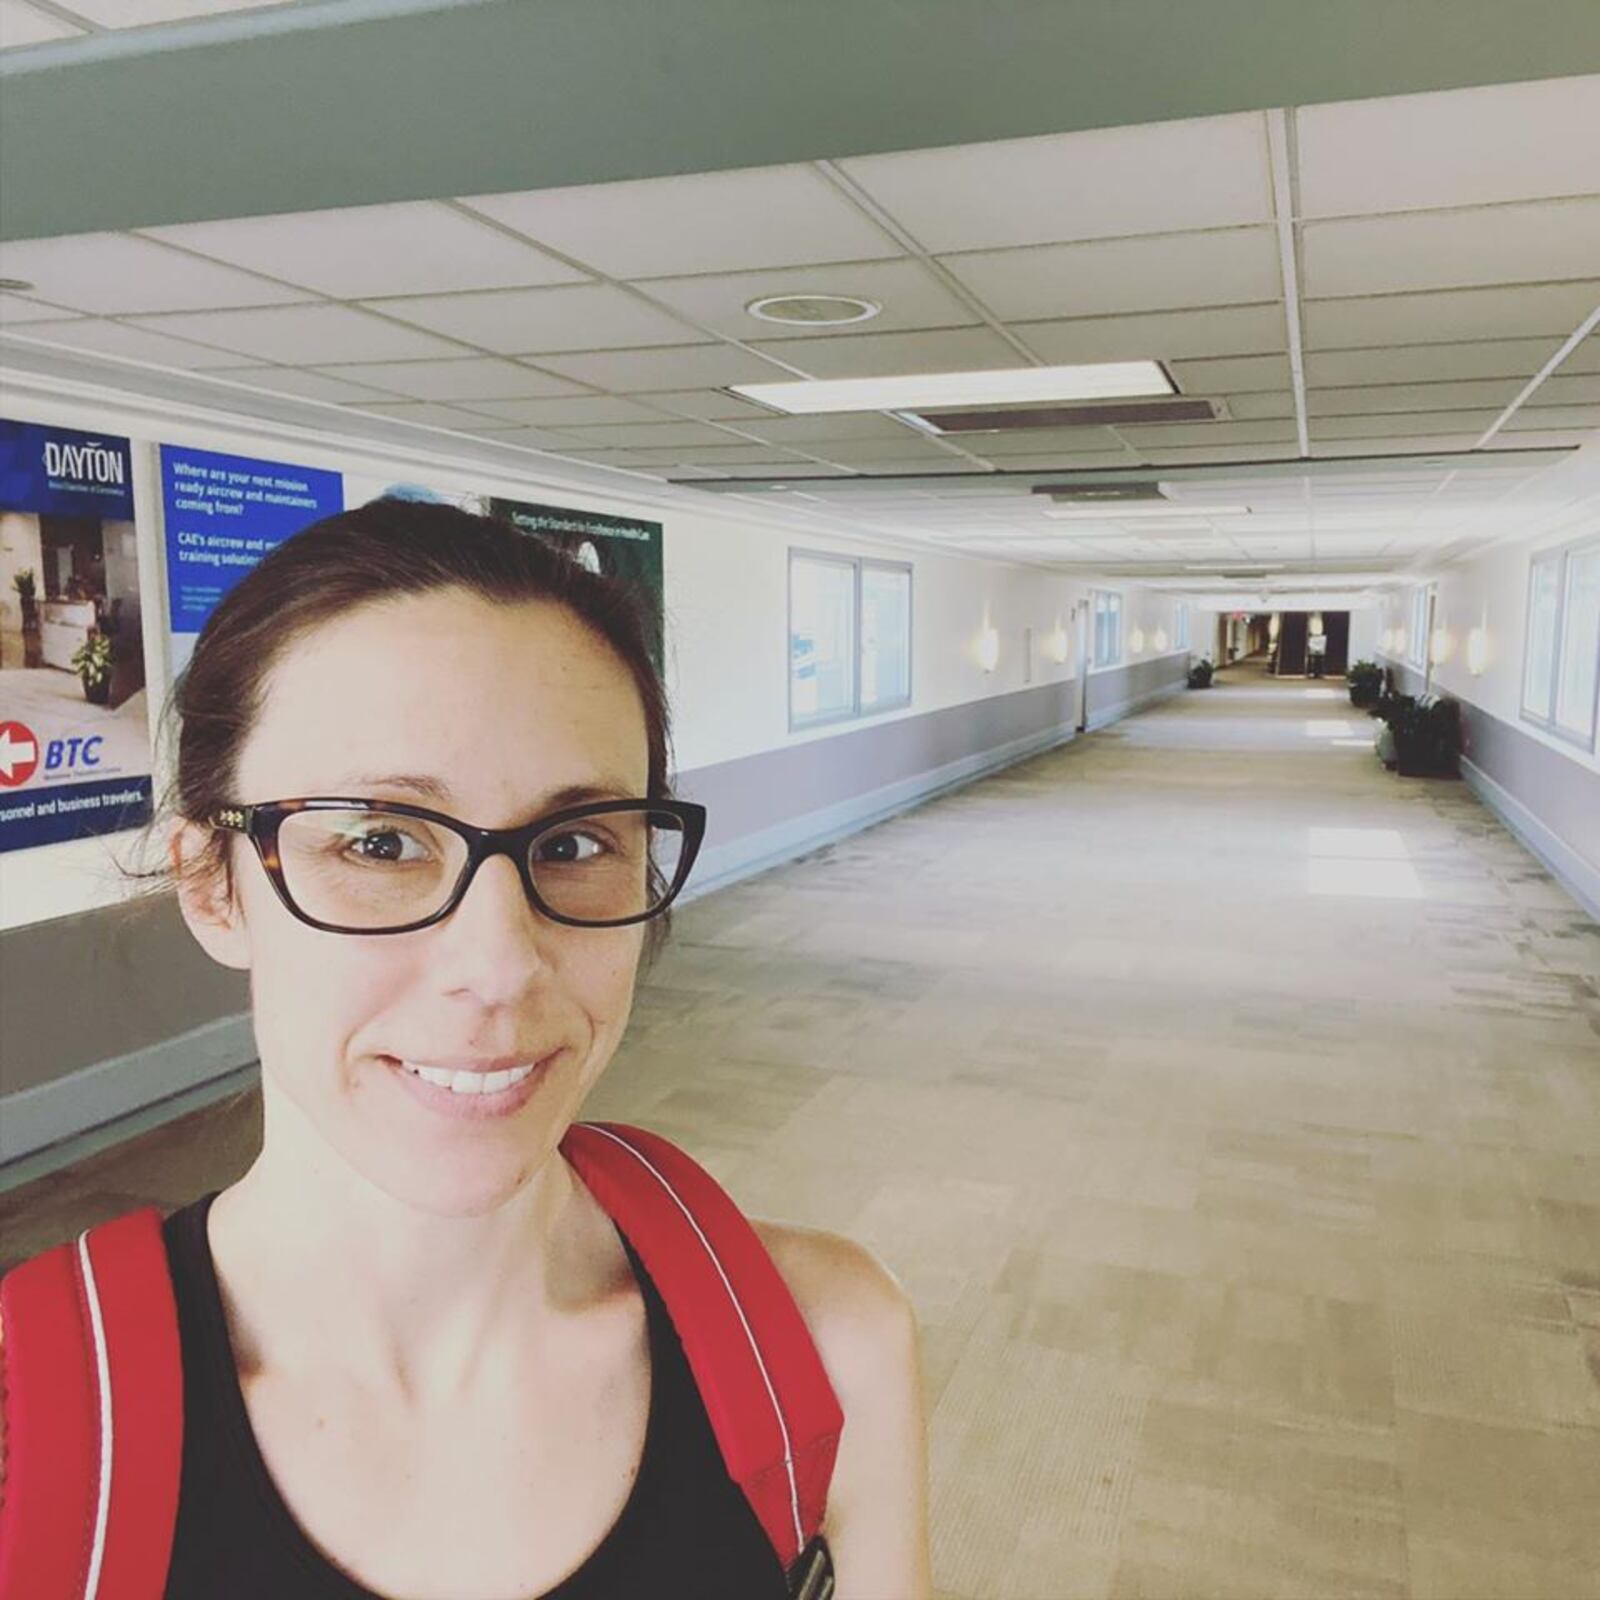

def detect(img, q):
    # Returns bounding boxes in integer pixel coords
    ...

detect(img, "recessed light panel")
[1042,502,1251,520]
[729,359,1174,415]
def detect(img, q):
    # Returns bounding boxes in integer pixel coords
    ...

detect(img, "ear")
[170,819,252,971]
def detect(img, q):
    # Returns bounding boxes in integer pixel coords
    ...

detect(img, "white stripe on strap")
[583,1125,805,1557]
[74,1230,114,1600]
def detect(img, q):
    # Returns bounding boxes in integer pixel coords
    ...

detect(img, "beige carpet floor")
[6,661,1599,1599]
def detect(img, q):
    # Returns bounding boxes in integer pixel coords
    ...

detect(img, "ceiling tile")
[621,442,817,466]
[961,451,1139,472]
[477,428,607,453]
[1537,373,1600,405]
[129,303,465,363]
[1302,282,1600,350]
[633,258,977,340]
[1297,76,1600,218]
[1493,428,1597,449]
[798,437,971,465]
[0,294,78,325]
[310,357,589,401]
[1222,391,1298,419]
[208,365,399,403]
[1311,411,1501,439]
[940,228,1280,321]
[954,426,1129,456]
[63,0,290,23]
[0,1,85,47]
[467,395,678,426]
[1306,380,1521,417]
[1167,353,1293,393]
[1302,198,1600,299]
[8,317,260,368]
[341,400,521,433]
[853,458,998,476]
[1501,404,1600,431]
[1017,305,1287,364]
[838,111,1272,253]
[1132,442,1300,464]
[1113,419,1299,447]
[373,283,703,355]
[0,232,308,315]
[749,325,1020,379]
[1303,339,1580,386]
[1311,436,1483,458]
[556,420,754,449]
[145,203,586,300]
[463,166,900,278]
[638,388,782,421]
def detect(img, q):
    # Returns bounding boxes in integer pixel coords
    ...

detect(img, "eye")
[532,828,608,865]
[342,823,435,864]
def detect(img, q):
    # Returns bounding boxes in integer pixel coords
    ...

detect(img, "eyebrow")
[334,774,641,814]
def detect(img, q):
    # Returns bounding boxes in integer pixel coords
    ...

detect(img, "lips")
[381,1050,560,1115]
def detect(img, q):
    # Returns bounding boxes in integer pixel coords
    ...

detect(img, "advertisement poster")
[162,444,343,675]
[489,498,664,667]
[0,419,153,854]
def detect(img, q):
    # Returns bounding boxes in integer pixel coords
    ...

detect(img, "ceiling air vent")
[909,396,1224,432]
[1031,481,1166,503]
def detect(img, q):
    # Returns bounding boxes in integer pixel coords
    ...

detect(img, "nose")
[430,848,556,1006]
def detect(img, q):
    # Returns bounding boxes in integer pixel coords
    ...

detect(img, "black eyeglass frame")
[209,796,708,935]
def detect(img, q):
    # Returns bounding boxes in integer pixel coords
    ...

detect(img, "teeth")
[398,1060,539,1095]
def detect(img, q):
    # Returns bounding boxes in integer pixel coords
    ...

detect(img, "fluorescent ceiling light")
[729,360,1173,416]
[1042,502,1250,520]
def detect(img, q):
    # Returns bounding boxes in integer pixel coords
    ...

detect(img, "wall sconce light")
[976,625,1000,673]
[1467,626,1489,676]
[1395,629,1406,657]
[1153,627,1170,652]
[1429,626,1450,666]
[1128,626,1146,653]
[1309,611,1324,636]
[1046,622,1069,664]
[1268,613,1281,641]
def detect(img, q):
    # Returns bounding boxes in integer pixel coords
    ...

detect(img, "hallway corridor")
[7,667,1599,1598]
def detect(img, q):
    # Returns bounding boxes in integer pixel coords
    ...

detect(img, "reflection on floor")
[6,661,1599,1599]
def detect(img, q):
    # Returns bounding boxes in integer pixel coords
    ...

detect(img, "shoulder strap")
[559,1121,843,1576]
[0,1207,183,1600]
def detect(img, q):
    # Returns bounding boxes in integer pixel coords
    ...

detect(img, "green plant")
[1346,659,1383,707]
[1187,658,1215,689]
[1392,696,1461,778]
[12,568,36,600]
[71,629,114,688]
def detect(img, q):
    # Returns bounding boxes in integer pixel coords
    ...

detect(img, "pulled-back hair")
[137,498,677,956]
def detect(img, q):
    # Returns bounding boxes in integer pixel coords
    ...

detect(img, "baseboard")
[1085,677,1186,733]
[0,1013,258,1169]
[683,721,1077,901]
[1461,755,1600,922]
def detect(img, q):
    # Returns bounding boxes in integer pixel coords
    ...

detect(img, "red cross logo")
[0,720,41,787]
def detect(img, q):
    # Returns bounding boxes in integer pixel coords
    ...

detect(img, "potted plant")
[1187,657,1215,689]
[1346,659,1383,709]
[1392,696,1462,778]
[13,568,42,669]
[71,628,114,706]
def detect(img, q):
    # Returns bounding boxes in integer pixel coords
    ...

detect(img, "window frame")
[787,548,913,733]
[1521,534,1600,752]
[1407,584,1432,671]
[1175,602,1189,652]
[1091,589,1123,670]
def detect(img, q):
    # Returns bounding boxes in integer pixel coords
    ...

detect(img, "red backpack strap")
[0,1207,183,1600]
[559,1121,843,1575]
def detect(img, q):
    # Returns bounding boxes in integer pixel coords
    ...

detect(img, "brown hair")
[135,497,678,958]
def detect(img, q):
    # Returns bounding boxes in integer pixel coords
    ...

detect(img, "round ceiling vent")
[745,293,881,327]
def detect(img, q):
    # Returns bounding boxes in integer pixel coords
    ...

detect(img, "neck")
[209,1084,611,1406]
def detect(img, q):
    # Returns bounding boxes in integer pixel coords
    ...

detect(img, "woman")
[9,501,930,1598]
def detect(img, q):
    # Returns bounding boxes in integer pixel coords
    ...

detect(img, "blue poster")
[1,418,151,854]
[161,445,342,664]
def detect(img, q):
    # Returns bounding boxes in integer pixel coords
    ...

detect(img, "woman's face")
[187,588,651,1217]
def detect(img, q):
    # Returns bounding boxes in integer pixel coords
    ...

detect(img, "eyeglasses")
[209,797,707,935]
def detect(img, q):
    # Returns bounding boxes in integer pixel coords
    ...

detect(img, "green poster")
[489,498,664,669]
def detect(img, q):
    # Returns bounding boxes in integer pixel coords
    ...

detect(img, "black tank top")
[161,1193,788,1599]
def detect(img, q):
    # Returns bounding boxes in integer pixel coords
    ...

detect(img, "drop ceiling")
[2,11,1598,601]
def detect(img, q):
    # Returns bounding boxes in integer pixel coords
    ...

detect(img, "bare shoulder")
[753,1220,932,1599]
[752,1219,917,1369]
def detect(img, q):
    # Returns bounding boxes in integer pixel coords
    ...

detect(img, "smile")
[396,1060,540,1095]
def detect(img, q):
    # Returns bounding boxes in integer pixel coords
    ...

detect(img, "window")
[1092,591,1122,668]
[1523,538,1600,749]
[1175,602,1189,651]
[789,551,912,729]
[1408,586,1432,670]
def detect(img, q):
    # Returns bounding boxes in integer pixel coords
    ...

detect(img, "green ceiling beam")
[5,0,1599,242]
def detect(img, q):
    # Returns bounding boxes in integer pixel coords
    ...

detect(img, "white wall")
[1,382,1180,928]
[1373,494,1600,779]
